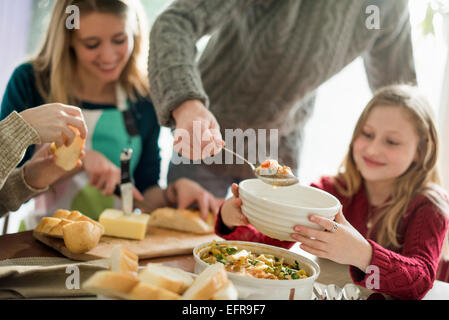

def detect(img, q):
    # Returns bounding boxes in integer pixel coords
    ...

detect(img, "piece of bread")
[63,221,103,254]
[148,207,215,234]
[83,271,139,299]
[212,281,238,300]
[47,218,73,238]
[182,263,229,300]
[66,210,105,234]
[35,217,62,234]
[50,126,85,171]
[127,282,181,300]
[138,263,194,294]
[52,209,71,219]
[110,245,139,276]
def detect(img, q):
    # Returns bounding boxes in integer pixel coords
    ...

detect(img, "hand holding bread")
[19,103,87,147]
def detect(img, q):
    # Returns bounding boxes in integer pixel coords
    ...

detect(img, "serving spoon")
[220,145,299,187]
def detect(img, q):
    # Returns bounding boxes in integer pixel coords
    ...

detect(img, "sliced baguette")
[212,281,238,300]
[182,263,228,300]
[83,271,139,299]
[47,218,73,238]
[138,263,194,294]
[127,282,181,300]
[148,207,215,234]
[35,217,62,234]
[110,245,139,276]
[62,221,102,254]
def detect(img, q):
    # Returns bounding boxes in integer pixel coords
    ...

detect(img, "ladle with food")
[217,141,299,187]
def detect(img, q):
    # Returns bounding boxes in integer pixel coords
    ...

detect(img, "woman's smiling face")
[71,12,134,84]
[352,105,420,185]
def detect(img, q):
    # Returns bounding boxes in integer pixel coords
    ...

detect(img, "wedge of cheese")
[99,209,150,240]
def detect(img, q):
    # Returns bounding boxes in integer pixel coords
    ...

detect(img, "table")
[1,231,448,300]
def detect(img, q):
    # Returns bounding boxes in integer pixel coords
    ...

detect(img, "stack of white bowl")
[238,179,341,241]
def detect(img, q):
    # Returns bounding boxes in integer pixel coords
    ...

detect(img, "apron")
[33,86,142,224]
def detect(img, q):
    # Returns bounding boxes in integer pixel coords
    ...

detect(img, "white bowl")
[239,179,341,241]
[193,240,320,300]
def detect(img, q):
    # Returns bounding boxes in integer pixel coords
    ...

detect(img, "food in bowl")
[255,159,293,178]
[200,240,308,280]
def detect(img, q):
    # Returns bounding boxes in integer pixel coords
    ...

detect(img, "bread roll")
[138,263,194,294]
[182,263,229,300]
[83,271,139,299]
[149,208,215,234]
[127,282,181,300]
[110,245,138,276]
[63,221,102,254]
[50,126,85,171]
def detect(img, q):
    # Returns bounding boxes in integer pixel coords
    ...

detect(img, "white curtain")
[0,0,33,99]
[439,14,449,191]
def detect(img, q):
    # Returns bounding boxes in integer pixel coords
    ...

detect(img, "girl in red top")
[216,84,449,300]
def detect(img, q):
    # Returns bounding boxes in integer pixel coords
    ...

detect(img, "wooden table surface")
[1,231,448,300]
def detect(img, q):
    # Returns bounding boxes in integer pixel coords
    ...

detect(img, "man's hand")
[172,100,223,160]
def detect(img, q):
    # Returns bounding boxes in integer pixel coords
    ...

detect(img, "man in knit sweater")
[0,104,87,216]
[148,0,417,197]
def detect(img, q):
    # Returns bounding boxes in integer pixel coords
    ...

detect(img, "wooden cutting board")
[33,226,222,261]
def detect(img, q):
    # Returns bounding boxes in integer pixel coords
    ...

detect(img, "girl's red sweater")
[215,176,449,300]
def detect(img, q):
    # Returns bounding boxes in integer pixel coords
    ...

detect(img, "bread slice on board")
[138,263,194,294]
[212,281,239,300]
[83,271,139,299]
[127,282,181,300]
[182,263,229,300]
[110,245,139,276]
[148,208,215,234]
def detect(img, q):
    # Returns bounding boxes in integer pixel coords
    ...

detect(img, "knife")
[113,184,153,214]
[120,149,133,216]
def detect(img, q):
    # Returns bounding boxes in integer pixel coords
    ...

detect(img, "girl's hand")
[291,208,373,271]
[168,178,223,220]
[221,183,249,229]
[23,144,83,189]
[83,150,143,200]
[20,103,87,147]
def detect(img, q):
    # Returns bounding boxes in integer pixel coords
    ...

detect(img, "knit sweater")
[215,176,449,300]
[149,0,416,177]
[0,111,47,216]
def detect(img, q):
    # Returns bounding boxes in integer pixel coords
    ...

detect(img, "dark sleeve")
[133,102,162,193]
[363,0,417,91]
[0,63,44,165]
[148,0,249,127]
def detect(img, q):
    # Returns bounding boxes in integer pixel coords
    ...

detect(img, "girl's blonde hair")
[31,0,150,104]
[335,84,449,260]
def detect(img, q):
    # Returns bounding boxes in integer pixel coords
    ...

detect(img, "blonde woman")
[0,0,221,223]
[218,85,449,299]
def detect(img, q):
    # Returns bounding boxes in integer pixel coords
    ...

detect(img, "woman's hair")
[335,84,449,260]
[31,0,150,104]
